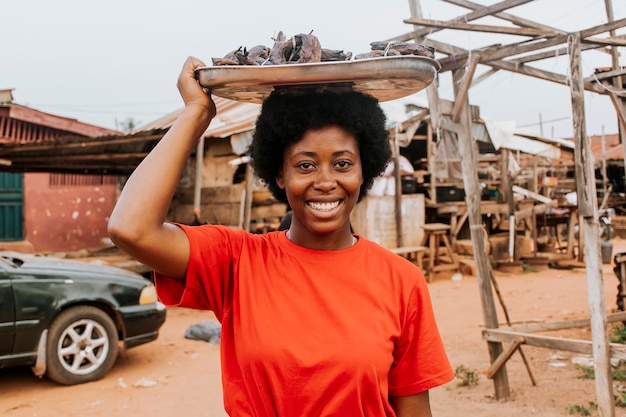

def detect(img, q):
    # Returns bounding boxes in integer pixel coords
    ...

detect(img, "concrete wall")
[23,173,117,252]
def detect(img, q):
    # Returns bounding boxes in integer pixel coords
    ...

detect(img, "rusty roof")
[0,97,260,175]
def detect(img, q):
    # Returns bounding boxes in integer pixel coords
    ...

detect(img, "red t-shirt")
[155,225,453,416]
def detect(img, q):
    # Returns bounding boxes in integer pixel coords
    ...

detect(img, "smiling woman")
[107,56,453,417]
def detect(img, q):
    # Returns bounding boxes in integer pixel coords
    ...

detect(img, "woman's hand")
[177,56,216,119]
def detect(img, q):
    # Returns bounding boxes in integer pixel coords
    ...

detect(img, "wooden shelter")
[394,1,625,415]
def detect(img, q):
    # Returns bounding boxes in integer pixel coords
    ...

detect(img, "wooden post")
[502,149,515,260]
[604,0,626,174]
[243,163,254,232]
[409,0,509,399]
[407,0,440,204]
[569,31,615,417]
[453,67,510,399]
[193,136,205,216]
[393,131,404,247]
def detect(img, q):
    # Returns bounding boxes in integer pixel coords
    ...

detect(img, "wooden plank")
[483,328,626,360]
[404,17,559,37]
[451,53,481,122]
[486,337,524,379]
[488,58,607,95]
[423,38,609,95]
[399,0,535,40]
[569,31,614,416]
[442,0,566,35]
[511,185,554,204]
[608,91,626,132]
[388,246,428,255]
[509,311,626,333]
[453,62,510,398]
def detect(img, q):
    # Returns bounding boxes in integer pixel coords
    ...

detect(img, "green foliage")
[118,117,141,133]
[567,402,596,416]
[615,390,626,408]
[576,362,626,382]
[610,323,626,344]
[453,364,480,386]
[613,362,626,382]
[575,365,595,380]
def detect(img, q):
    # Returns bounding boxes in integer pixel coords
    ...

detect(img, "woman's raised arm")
[108,56,216,280]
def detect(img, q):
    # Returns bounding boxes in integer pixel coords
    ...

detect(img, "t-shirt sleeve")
[154,224,243,322]
[388,274,454,396]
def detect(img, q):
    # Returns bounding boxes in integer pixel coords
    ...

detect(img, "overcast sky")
[2,0,625,138]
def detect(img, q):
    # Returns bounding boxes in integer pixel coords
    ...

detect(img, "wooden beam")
[471,68,499,86]
[442,0,567,34]
[608,91,626,132]
[448,18,626,67]
[569,30,614,417]
[584,36,626,47]
[453,63,511,398]
[433,38,622,92]
[7,152,148,162]
[483,328,626,360]
[487,59,611,95]
[486,337,524,379]
[511,185,554,204]
[587,67,626,83]
[399,0,535,40]
[580,17,626,41]
[510,311,626,333]
[511,39,621,65]
[451,53,481,122]
[0,132,163,153]
[404,17,559,37]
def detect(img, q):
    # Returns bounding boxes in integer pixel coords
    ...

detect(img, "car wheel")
[45,306,119,385]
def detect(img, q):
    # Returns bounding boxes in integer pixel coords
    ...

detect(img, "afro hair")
[248,89,392,204]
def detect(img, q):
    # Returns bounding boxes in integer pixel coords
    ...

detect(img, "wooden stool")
[420,223,460,280]
[388,245,428,269]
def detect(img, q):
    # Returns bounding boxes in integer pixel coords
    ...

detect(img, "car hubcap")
[57,319,110,375]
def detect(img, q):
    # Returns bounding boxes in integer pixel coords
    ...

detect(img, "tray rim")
[195,55,441,103]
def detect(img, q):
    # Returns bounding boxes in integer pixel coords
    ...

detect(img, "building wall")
[23,173,118,252]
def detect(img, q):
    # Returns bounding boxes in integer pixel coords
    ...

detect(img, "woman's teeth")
[308,201,340,211]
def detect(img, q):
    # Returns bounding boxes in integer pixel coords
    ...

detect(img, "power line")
[517,116,570,128]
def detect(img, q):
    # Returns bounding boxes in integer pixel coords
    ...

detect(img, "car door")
[0,262,16,356]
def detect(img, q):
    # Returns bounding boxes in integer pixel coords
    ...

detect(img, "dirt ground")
[2,239,626,417]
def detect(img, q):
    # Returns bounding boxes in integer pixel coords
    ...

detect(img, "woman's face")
[276,125,363,247]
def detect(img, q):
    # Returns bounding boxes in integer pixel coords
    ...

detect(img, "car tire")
[45,306,119,385]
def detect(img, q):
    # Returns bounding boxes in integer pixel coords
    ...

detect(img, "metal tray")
[195,56,440,103]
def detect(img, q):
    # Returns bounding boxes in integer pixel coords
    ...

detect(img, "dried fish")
[210,32,434,67]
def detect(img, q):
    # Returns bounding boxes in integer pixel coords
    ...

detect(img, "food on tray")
[210,31,434,67]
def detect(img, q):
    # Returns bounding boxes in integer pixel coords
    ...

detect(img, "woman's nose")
[314,167,337,190]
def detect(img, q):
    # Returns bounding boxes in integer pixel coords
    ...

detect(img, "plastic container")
[601,240,613,264]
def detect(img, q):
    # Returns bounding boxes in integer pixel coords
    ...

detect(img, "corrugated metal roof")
[136,96,260,139]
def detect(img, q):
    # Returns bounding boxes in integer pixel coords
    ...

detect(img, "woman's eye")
[298,162,314,170]
[335,160,352,169]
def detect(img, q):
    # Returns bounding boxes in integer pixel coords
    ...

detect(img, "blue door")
[0,172,24,240]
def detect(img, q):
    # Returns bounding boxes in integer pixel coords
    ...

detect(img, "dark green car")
[0,251,166,385]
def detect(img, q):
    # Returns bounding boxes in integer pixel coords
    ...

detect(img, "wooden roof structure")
[395,1,624,414]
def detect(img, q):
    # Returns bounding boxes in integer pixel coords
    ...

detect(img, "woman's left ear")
[275,172,285,190]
